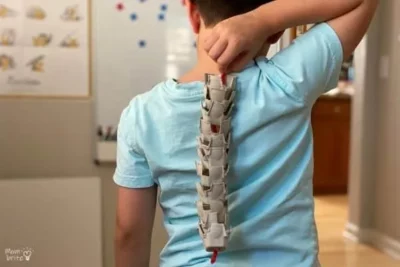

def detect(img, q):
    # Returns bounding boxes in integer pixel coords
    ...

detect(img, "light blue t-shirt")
[114,23,343,267]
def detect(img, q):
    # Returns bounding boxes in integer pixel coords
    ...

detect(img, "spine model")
[196,73,237,261]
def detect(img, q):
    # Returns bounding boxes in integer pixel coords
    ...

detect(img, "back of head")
[190,0,273,27]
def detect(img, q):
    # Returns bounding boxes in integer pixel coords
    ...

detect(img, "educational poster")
[0,0,90,97]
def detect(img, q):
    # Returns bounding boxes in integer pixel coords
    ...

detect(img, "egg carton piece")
[204,73,237,101]
[204,84,236,103]
[196,180,227,202]
[197,145,229,168]
[200,118,231,141]
[198,133,230,148]
[204,82,236,108]
[197,201,229,252]
[196,162,229,188]
[199,221,229,252]
[201,99,235,125]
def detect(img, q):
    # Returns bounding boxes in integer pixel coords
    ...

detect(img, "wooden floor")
[316,195,400,267]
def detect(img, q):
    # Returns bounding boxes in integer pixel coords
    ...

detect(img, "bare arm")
[255,0,379,59]
[205,0,378,71]
[115,186,157,267]
[326,0,378,59]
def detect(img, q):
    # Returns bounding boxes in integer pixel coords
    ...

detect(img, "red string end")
[220,73,227,86]
[211,250,218,264]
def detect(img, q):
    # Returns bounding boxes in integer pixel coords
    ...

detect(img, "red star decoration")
[116,3,124,11]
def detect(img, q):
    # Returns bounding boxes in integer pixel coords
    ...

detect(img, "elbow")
[114,218,136,248]
[114,220,148,248]
[115,227,133,245]
[116,223,144,250]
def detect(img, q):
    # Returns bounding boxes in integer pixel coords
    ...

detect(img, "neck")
[179,40,221,83]
[179,28,270,83]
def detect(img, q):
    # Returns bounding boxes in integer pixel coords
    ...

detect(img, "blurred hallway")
[316,196,400,267]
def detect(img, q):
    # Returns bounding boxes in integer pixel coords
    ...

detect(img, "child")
[114,0,378,266]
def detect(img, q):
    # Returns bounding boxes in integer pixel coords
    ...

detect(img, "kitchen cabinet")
[311,95,352,194]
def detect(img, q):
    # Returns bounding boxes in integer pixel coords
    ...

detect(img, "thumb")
[218,64,228,74]
[227,51,254,73]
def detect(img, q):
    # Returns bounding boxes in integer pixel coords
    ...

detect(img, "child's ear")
[185,0,201,34]
[267,31,285,44]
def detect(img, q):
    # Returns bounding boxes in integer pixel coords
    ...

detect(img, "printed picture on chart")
[32,33,52,47]
[0,4,18,18]
[60,32,80,48]
[26,6,46,20]
[26,55,45,73]
[61,5,83,21]
[0,0,89,97]
[0,54,16,71]
[0,29,16,46]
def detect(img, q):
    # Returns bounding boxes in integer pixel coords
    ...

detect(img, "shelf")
[96,141,117,164]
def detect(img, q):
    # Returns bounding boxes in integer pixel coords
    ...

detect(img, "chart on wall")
[0,0,90,97]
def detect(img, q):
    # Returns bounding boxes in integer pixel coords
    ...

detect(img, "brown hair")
[190,0,273,26]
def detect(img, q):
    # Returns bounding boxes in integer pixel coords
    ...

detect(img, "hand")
[204,11,269,73]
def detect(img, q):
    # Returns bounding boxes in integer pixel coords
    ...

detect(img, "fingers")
[227,52,253,73]
[204,23,247,73]
[204,32,219,53]
[207,38,228,62]
[216,41,243,71]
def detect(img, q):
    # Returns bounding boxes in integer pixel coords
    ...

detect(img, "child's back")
[116,23,342,266]
[114,1,377,266]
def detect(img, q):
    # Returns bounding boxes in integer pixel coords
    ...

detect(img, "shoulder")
[118,81,168,145]
[257,23,343,103]
[296,23,342,60]
[122,81,168,120]
[274,23,342,66]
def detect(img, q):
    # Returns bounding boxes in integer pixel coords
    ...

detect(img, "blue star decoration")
[130,13,138,21]
[161,4,168,11]
[158,13,165,21]
[138,40,146,48]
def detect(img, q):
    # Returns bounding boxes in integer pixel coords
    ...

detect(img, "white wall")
[347,0,400,258]
[373,0,400,241]
[93,0,197,128]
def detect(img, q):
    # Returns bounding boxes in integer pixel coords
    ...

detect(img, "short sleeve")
[113,103,154,189]
[267,23,343,104]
